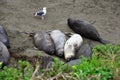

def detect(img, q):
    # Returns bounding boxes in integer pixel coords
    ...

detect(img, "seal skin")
[50,30,67,57]
[0,41,10,69]
[67,18,109,44]
[0,25,10,48]
[64,34,83,62]
[33,31,55,55]
[76,42,93,59]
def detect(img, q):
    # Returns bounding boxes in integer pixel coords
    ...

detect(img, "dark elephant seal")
[33,31,55,55]
[50,30,67,57]
[0,25,10,48]
[67,18,109,44]
[64,34,83,62]
[67,58,81,66]
[76,42,93,59]
[0,41,10,69]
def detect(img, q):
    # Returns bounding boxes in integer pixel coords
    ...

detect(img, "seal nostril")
[58,53,63,57]
[51,49,54,54]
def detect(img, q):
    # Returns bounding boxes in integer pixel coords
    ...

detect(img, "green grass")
[0,44,120,80]
[0,60,33,80]
[71,44,120,80]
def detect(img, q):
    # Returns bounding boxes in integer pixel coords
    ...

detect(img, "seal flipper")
[99,38,110,44]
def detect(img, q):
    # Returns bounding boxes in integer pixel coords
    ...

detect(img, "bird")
[33,7,47,20]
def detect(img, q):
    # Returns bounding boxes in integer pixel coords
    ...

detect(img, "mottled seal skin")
[33,31,55,55]
[64,34,83,62]
[0,25,10,48]
[76,42,93,59]
[50,30,67,57]
[67,18,109,44]
[0,41,10,69]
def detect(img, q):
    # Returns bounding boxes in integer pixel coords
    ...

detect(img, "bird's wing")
[37,11,44,16]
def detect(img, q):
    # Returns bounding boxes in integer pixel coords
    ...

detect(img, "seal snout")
[67,18,74,26]
[67,18,72,22]
[57,52,63,57]
[49,49,55,55]
[57,49,64,57]
[66,56,75,62]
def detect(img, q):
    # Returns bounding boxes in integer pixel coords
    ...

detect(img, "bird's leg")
[41,16,44,20]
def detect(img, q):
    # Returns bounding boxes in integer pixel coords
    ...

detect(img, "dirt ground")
[0,0,120,57]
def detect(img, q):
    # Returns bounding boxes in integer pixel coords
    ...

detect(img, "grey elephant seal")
[0,41,10,69]
[76,42,93,59]
[50,30,67,57]
[67,18,109,44]
[64,34,83,62]
[0,25,10,48]
[33,31,55,55]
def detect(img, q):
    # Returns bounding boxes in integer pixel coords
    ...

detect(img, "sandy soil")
[0,0,120,56]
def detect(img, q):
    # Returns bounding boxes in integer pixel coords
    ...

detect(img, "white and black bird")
[33,7,47,19]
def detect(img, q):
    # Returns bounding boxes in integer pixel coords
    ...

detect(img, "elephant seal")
[67,18,109,44]
[0,41,10,69]
[50,30,67,57]
[0,25,10,48]
[33,31,55,55]
[76,42,93,59]
[64,34,83,62]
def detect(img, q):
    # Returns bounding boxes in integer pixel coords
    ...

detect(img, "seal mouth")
[66,56,75,62]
